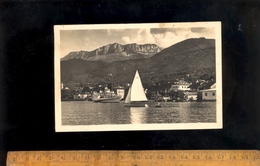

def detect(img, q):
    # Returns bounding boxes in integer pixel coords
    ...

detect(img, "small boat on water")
[124,70,148,107]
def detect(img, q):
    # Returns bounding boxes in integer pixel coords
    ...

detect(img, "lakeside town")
[56,23,222,131]
[61,74,216,102]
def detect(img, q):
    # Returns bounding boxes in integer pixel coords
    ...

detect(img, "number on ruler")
[169,154,176,159]
[71,155,77,161]
[83,154,89,160]
[118,154,124,160]
[133,154,141,160]
[230,155,236,160]
[145,154,154,160]
[157,154,164,159]
[217,154,224,160]
[60,155,66,160]
[193,154,200,159]
[35,155,41,161]
[94,154,101,160]
[241,154,248,159]
[48,154,53,160]
[181,154,188,159]
[205,154,212,159]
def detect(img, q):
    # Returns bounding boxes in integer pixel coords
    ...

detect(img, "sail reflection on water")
[130,107,148,124]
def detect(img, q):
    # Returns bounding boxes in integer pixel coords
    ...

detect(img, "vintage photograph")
[54,22,222,132]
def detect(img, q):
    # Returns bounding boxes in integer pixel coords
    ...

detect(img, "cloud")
[107,29,112,36]
[150,28,176,34]
[150,28,191,48]
[189,27,215,38]
[191,27,206,33]
[149,27,215,48]
[136,29,155,44]
[60,26,216,58]
[122,36,131,43]
[121,29,156,45]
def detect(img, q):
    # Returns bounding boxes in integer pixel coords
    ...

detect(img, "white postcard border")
[54,22,222,132]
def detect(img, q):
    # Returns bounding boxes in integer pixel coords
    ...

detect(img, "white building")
[170,80,191,91]
[201,83,216,101]
[184,92,198,101]
[114,86,125,99]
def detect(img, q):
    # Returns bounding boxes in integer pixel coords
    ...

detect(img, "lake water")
[61,101,216,125]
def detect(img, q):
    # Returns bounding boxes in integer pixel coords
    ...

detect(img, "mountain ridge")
[61,38,216,86]
[62,43,162,62]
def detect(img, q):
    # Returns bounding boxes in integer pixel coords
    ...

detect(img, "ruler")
[7,150,260,166]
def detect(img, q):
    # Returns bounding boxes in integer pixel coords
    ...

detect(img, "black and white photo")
[54,22,222,132]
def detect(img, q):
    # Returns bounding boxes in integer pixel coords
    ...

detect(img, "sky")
[59,27,215,58]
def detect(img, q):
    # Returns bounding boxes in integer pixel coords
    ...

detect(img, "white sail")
[125,70,148,103]
[124,86,131,104]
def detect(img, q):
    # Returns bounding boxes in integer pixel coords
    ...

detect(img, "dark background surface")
[0,0,259,165]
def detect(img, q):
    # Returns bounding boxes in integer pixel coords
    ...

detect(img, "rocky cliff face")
[62,43,161,62]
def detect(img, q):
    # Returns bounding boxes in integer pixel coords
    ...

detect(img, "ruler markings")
[7,150,260,166]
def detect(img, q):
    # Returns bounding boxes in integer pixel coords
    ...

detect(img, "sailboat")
[124,70,148,107]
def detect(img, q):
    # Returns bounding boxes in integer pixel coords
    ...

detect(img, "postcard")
[54,22,222,132]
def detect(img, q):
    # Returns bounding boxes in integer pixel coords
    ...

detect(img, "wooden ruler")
[6,150,260,166]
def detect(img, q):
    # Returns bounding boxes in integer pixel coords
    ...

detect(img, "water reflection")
[130,107,148,124]
[61,101,216,125]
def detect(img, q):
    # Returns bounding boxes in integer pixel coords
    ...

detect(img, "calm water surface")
[61,101,216,125]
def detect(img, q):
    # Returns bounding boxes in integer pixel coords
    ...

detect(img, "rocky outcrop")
[62,43,161,62]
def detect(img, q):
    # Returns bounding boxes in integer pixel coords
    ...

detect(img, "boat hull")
[93,97,120,103]
[61,98,87,101]
[124,102,148,107]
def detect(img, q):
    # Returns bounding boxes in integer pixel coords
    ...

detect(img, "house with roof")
[170,79,191,92]
[184,92,198,101]
[200,83,216,101]
[113,86,125,99]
